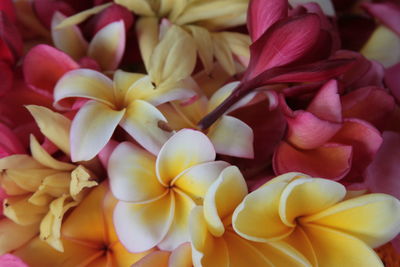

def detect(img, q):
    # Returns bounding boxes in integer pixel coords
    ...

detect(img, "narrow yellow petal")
[29,172,71,206]
[0,220,39,254]
[212,33,236,76]
[136,17,159,70]
[186,25,214,74]
[4,195,48,225]
[115,0,155,16]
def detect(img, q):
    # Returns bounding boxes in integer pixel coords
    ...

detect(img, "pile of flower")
[0,0,400,266]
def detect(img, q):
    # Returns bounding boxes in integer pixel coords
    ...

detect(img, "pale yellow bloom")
[233,172,400,267]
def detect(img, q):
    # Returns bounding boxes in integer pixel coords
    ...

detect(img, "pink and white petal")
[173,161,230,203]
[157,190,196,251]
[302,193,400,248]
[273,142,352,181]
[51,12,88,60]
[23,45,79,98]
[279,178,346,227]
[204,166,248,237]
[306,79,342,122]
[247,0,288,41]
[108,142,166,203]
[156,129,215,187]
[70,101,124,162]
[98,139,119,169]
[53,69,115,110]
[88,20,125,71]
[113,192,175,253]
[119,100,173,156]
[208,115,254,158]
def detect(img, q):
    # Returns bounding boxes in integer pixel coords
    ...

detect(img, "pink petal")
[273,141,352,180]
[23,45,79,98]
[362,2,400,36]
[307,79,342,122]
[246,14,320,79]
[0,254,28,267]
[0,12,23,63]
[0,0,16,22]
[247,0,288,42]
[385,62,400,103]
[365,131,400,200]
[0,122,25,158]
[33,0,74,29]
[98,139,119,169]
[0,61,13,97]
[331,118,383,184]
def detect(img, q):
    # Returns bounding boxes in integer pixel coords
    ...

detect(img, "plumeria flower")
[0,106,97,252]
[11,182,151,266]
[233,172,400,266]
[108,129,230,252]
[159,81,255,158]
[189,166,311,267]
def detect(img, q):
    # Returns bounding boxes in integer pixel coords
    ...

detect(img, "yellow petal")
[111,241,153,267]
[5,168,58,193]
[173,161,230,204]
[158,190,196,251]
[119,100,173,156]
[69,165,97,201]
[4,195,48,225]
[232,180,293,242]
[204,166,248,237]
[108,142,166,203]
[29,135,75,171]
[279,177,346,227]
[302,193,400,248]
[113,192,175,252]
[53,69,115,110]
[26,105,71,155]
[29,172,71,206]
[88,20,125,71]
[361,26,400,68]
[212,33,236,76]
[70,101,125,162]
[54,3,112,29]
[0,155,42,170]
[186,25,214,74]
[156,129,215,186]
[283,227,318,267]
[208,115,254,158]
[168,242,192,267]
[113,70,145,105]
[131,250,170,267]
[303,224,384,267]
[51,12,88,60]
[136,17,159,70]
[0,220,39,254]
[115,0,155,16]
[148,25,196,86]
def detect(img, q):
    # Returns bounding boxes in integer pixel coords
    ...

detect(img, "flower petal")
[302,193,400,248]
[156,129,215,186]
[173,161,230,204]
[114,0,154,16]
[204,166,248,237]
[113,192,175,252]
[168,242,192,267]
[279,177,346,227]
[70,101,124,162]
[88,20,125,71]
[0,220,38,254]
[0,254,28,267]
[131,251,170,267]
[51,12,88,60]
[53,69,115,110]
[136,17,159,70]
[208,115,254,158]
[187,25,214,74]
[119,100,173,156]
[108,142,166,203]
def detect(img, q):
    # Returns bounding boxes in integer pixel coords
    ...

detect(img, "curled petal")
[70,101,124,162]
[108,142,165,203]
[114,192,175,252]
[88,20,125,70]
[119,100,173,156]
[156,129,215,186]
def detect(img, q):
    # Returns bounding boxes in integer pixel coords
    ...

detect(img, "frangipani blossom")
[190,166,311,267]
[233,172,400,267]
[0,106,97,252]
[13,182,150,266]
[159,81,254,159]
[53,66,195,161]
[108,129,230,252]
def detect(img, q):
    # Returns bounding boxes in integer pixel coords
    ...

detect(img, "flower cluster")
[0,0,400,266]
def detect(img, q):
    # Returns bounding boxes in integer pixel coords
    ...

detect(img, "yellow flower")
[189,166,311,267]
[108,129,230,252]
[12,182,150,266]
[232,173,400,267]
[0,106,98,252]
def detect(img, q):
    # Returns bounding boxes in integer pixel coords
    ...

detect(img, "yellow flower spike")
[189,166,311,267]
[109,129,230,252]
[232,173,400,267]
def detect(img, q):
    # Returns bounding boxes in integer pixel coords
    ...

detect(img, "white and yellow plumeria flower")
[0,106,98,252]
[233,172,400,267]
[159,81,255,158]
[108,129,230,252]
[189,166,312,267]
